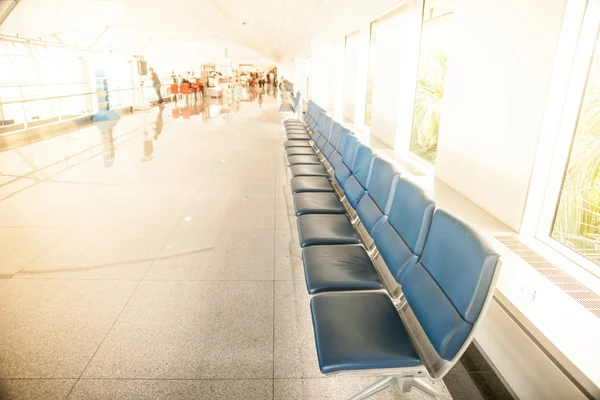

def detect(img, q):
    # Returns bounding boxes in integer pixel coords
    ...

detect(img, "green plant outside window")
[552,41,600,265]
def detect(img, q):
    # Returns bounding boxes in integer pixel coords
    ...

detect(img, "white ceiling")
[0,0,404,63]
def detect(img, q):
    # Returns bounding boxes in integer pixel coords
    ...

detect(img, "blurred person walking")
[149,67,164,104]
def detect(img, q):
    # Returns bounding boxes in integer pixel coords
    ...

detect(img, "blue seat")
[321,122,342,160]
[286,147,317,156]
[290,176,334,194]
[311,292,421,374]
[283,140,312,148]
[296,214,360,247]
[329,132,354,186]
[290,164,329,177]
[287,155,321,165]
[341,145,374,209]
[302,177,434,294]
[303,245,382,294]
[372,177,435,280]
[355,157,399,234]
[293,192,345,216]
[287,133,311,141]
[310,210,501,398]
[314,117,333,151]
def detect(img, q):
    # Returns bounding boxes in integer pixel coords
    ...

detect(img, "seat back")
[307,102,321,131]
[328,128,350,181]
[305,101,315,128]
[399,210,501,378]
[335,126,350,154]
[293,91,302,112]
[342,144,374,209]
[333,134,358,187]
[371,177,435,281]
[355,157,399,234]
[322,122,341,160]
[341,135,359,169]
[170,84,179,94]
[316,116,333,150]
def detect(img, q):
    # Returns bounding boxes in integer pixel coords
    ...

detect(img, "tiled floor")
[0,97,492,399]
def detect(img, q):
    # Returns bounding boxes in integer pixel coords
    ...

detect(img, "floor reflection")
[0,92,273,201]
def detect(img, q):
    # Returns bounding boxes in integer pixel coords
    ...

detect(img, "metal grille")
[495,235,600,318]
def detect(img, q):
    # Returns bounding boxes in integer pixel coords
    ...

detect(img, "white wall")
[293,57,309,97]
[434,0,567,231]
[394,0,425,152]
[343,32,359,121]
[309,41,334,108]
[370,7,407,148]
[332,40,346,118]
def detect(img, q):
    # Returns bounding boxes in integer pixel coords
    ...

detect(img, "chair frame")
[315,259,502,400]
[284,102,503,399]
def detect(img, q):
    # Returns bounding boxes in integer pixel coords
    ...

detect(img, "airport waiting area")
[1,0,600,399]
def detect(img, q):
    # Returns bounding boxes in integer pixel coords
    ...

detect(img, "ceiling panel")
[0,0,406,63]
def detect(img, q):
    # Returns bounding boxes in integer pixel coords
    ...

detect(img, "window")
[364,21,377,126]
[551,34,600,266]
[410,0,454,164]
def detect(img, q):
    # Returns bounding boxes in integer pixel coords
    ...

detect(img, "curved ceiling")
[0,0,404,63]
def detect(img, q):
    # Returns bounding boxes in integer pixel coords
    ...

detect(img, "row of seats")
[280,99,502,399]
[279,90,302,113]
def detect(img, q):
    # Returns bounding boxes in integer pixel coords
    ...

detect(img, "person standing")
[149,68,164,104]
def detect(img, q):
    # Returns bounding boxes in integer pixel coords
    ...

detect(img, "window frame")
[407,0,454,166]
[535,0,600,278]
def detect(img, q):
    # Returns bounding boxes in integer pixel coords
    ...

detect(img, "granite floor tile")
[0,227,70,277]
[68,379,273,400]
[205,229,275,280]
[143,227,219,281]
[223,198,275,230]
[274,229,304,281]
[275,193,296,231]
[0,279,138,378]
[275,377,452,400]
[18,227,171,280]
[274,281,321,378]
[83,281,274,379]
[0,379,76,400]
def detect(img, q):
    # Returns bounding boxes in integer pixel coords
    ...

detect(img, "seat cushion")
[287,133,312,141]
[297,214,360,247]
[286,127,308,133]
[286,147,317,156]
[279,103,294,112]
[310,292,422,374]
[290,176,334,194]
[290,164,329,178]
[293,192,345,216]
[287,155,321,165]
[303,245,382,294]
[284,140,312,148]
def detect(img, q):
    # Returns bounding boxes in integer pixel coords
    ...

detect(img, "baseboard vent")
[495,235,600,319]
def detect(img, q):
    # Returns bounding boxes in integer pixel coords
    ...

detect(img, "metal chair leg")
[410,378,449,400]
[348,376,396,400]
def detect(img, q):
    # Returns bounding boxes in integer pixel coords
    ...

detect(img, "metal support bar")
[348,376,396,400]
[346,375,449,400]
[80,25,111,59]
[411,378,449,400]
[0,0,20,28]
[52,34,81,59]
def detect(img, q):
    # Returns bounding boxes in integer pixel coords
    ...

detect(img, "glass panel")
[365,21,377,127]
[551,35,600,266]
[410,0,454,164]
